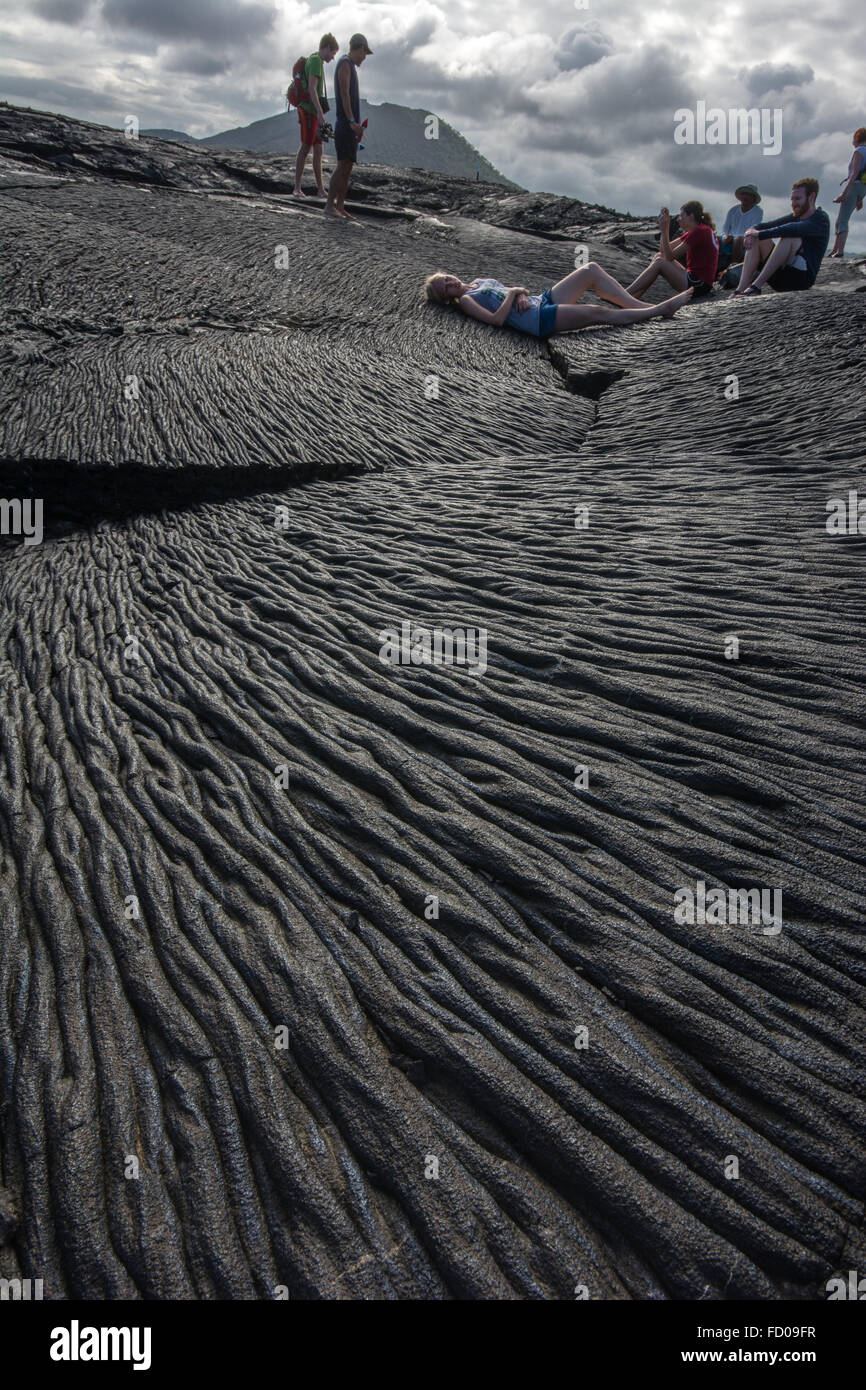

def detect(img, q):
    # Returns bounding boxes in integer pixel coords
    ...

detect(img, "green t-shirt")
[299,53,324,113]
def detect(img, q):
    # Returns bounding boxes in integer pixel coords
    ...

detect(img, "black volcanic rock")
[1,103,865,1302]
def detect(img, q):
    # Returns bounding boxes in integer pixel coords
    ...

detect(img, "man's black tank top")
[334,55,359,127]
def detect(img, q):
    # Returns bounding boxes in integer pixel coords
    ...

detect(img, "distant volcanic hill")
[144,100,516,185]
[137,127,199,145]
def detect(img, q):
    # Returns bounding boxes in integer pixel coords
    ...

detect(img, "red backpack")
[286,56,309,108]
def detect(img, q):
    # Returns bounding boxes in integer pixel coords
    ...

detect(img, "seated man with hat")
[717,184,762,280]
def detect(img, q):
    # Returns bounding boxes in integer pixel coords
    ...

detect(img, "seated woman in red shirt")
[626,202,720,300]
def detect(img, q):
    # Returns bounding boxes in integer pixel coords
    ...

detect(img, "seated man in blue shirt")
[734,178,830,297]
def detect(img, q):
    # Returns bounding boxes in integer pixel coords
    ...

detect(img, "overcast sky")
[3,0,865,250]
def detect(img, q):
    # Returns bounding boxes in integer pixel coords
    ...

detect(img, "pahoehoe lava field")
[1,105,865,1300]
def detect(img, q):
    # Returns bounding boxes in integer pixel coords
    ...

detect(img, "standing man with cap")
[717,184,762,280]
[325,33,373,220]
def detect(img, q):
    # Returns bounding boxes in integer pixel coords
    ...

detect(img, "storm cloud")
[163,46,232,77]
[32,0,92,21]
[741,61,815,96]
[556,23,612,72]
[101,0,275,44]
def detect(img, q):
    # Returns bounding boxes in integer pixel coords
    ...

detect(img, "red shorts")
[298,108,321,146]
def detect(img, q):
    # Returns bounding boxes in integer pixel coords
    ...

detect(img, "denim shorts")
[506,289,559,337]
[538,288,559,336]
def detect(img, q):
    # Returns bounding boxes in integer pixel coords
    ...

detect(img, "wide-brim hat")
[735,184,761,201]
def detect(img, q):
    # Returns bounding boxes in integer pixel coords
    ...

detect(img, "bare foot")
[324,206,347,219]
[658,287,693,317]
[316,188,326,199]
[292,188,307,199]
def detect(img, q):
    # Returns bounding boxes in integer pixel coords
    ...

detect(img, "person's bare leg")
[312,143,325,198]
[830,224,851,256]
[551,286,693,330]
[627,255,687,299]
[325,161,351,217]
[336,163,358,219]
[333,163,351,213]
[293,143,311,196]
[650,259,688,292]
[734,238,772,292]
[549,263,652,310]
[625,257,664,298]
[748,236,802,291]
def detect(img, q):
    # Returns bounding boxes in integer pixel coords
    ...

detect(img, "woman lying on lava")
[424,261,692,336]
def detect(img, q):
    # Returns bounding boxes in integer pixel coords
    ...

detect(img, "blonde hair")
[424,272,459,304]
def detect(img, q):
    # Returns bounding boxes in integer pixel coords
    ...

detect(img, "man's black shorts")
[334,124,358,163]
[768,265,813,292]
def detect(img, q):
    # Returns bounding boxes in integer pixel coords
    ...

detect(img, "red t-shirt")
[682,224,719,283]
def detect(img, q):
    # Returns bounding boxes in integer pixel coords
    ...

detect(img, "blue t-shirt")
[334,56,359,129]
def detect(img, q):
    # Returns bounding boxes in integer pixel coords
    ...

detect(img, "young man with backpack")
[291,34,339,199]
[325,33,373,221]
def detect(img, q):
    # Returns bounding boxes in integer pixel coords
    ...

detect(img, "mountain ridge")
[143,99,517,185]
